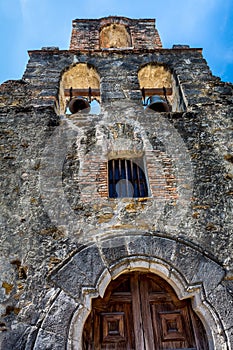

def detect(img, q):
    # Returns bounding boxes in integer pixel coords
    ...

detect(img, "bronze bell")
[146,95,170,112]
[68,97,90,114]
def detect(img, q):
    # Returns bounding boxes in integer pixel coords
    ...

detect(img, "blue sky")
[0,0,233,84]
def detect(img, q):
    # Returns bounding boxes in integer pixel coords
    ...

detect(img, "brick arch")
[24,235,228,350]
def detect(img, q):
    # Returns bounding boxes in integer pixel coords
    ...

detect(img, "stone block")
[127,235,177,263]
[0,324,30,350]
[208,282,233,330]
[50,245,105,299]
[33,329,66,350]
[40,291,77,335]
[100,237,128,267]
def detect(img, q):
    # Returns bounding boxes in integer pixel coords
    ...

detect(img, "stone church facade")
[0,16,233,349]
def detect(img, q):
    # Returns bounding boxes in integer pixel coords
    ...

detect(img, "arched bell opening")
[58,63,101,115]
[138,63,186,112]
[82,271,209,350]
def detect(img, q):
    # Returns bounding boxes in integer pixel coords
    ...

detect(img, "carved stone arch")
[68,256,224,350]
[27,236,229,349]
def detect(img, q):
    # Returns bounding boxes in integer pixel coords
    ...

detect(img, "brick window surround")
[108,158,149,198]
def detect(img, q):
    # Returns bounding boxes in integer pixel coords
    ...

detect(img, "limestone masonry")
[0,16,233,349]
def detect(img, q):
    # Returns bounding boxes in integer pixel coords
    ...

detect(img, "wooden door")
[82,272,209,350]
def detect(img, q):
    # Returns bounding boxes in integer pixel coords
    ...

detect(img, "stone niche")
[100,23,132,48]
[138,63,186,112]
[58,63,100,114]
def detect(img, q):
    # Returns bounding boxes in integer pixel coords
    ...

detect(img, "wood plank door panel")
[138,274,155,350]
[130,274,144,350]
[82,272,209,350]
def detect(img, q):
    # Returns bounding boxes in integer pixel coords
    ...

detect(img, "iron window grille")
[108,158,148,198]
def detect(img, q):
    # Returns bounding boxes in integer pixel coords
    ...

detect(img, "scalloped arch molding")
[28,235,229,350]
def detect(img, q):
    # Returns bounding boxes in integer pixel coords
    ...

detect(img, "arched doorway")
[82,272,209,349]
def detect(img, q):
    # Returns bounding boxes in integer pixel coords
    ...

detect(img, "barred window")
[108,158,149,198]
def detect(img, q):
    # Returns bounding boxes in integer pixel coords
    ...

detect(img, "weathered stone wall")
[21,46,229,106]
[0,16,233,350]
